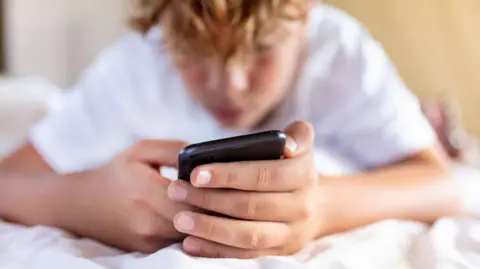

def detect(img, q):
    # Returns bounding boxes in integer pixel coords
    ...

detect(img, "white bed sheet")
[1,164,479,269]
[1,218,480,269]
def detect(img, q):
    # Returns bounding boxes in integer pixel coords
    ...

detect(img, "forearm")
[317,163,462,236]
[0,169,81,229]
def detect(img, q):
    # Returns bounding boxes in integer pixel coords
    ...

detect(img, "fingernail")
[196,170,212,185]
[168,184,187,201]
[286,137,298,153]
[175,214,195,231]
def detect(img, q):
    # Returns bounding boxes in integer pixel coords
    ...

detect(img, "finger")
[183,236,278,259]
[168,180,312,222]
[129,205,185,241]
[283,120,315,158]
[127,139,189,167]
[152,216,185,241]
[137,238,179,254]
[139,166,194,221]
[190,157,310,191]
[173,211,289,250]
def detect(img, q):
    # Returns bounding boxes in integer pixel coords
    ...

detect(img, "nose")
[226,66,248,93]
[207,63,249,94]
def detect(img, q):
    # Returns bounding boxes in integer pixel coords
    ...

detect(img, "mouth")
[210,106,246,124]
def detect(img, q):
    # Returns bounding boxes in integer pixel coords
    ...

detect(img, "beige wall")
[325,0,480,137]
[5,0,128,87]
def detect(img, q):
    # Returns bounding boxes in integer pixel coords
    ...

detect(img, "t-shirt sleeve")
[30,46,133,174]
[314,23,437,169]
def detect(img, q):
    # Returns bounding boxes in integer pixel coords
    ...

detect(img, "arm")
[0,143,77,227]
[0,44,131,225]
[307,19,461,234]
[0,36,194,253]
[0,140,194,253]
[317,146,461,237]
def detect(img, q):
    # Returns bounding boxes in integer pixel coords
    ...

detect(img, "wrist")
[49,171,99,235]
[0,170,86,230]
[313,175,352,238]
[313,176,333,238]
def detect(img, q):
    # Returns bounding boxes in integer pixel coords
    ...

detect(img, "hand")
[64,140,195,253]
[167,121,322,258]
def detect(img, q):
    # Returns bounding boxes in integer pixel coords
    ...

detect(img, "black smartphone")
[178,130,287,181]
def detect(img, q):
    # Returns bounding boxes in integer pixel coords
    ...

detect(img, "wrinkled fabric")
[1,218,480,269]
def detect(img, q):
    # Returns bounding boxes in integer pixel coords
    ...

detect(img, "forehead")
[160,1,308,60]
[164,20,306,64]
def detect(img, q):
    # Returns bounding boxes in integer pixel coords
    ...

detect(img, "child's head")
[131,0,309,130]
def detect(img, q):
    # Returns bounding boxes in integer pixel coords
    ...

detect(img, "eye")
[253,45,276,66]
[255,44,275,55]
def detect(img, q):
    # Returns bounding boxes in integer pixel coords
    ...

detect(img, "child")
[0,0,461,259]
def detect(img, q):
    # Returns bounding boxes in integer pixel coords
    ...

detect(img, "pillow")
[421,97,479,167]
[0,76,60,157]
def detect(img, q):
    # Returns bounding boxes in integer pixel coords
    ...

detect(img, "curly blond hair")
[130,0,308,61]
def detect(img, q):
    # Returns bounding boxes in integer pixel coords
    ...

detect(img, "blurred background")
[0,0,479,155]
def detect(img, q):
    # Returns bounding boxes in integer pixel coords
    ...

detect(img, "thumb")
[127,139,189,168]
[283,121,315,158]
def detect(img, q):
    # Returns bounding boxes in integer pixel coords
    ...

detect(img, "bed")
[0,77,479,268]
[2,205,480,268]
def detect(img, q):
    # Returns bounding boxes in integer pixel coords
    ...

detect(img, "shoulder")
[299,5,418,132]
[71,28,183,104]
[84,29,170,79]
[307,4,368,52]
[305,4,401,96]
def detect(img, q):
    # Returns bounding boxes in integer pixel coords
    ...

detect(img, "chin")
[217,117,257,131]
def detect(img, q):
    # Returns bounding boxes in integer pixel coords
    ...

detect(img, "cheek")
[250,52,294,93]
[179,67,208,95]
[250,57,278,89]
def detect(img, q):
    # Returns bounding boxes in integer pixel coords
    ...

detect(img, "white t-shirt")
[30,4,436,176]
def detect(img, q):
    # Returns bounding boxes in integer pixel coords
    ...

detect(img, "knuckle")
[126,141,145,158]
[136,139,152,149]
[129,187,148,208]
[242,229,266,249]
[210,247,223,259]
[281,243,303,256]
[145,168,160,181]
[297,194,315,219]
[238,250,260,259]
[179,141,190,149]
[135,222,157,239]
[246,200,258,220]
[289,158,304,175]
[225,170,235,188]
[137,241,160,254]
[130,214,157,238]
[305,171,317,185]
[236,197,259,220]
[124,145,136,158]
[255,167,272,189]
[277,232,304,256]
[125,139,154,160]
[198,192,212,209]
[129,173,153,203]
[244,229,260,248]
[122,150,136,164]
[298,203,312,220]
[204,219,218,239]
